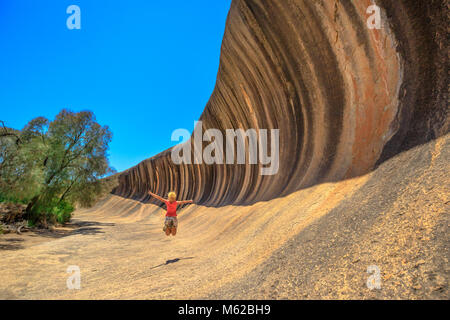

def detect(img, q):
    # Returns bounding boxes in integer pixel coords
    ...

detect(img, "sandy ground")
[0,135,448,299]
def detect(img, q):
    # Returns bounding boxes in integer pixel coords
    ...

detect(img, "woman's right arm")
[148,191,166,203]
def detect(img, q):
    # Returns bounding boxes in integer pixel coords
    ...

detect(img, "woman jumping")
[148,191,193,236]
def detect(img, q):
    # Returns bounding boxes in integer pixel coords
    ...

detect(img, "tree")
[0,109,115,224]
[0,120,42,201]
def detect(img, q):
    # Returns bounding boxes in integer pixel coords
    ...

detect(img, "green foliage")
[0,193,29,204]
[0,109,115,225]
[31,198,74,224]
[0,125,43,202]
[53,201,74,224]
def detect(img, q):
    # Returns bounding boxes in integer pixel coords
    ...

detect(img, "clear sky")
[0,0,231,172]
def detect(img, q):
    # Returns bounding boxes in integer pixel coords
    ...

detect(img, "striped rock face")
[113,0,448,206]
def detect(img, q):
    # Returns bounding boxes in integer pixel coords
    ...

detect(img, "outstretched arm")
[148,191,167,203]
[177,199,194,205]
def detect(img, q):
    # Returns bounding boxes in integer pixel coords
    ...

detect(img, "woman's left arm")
[178,200,194,205]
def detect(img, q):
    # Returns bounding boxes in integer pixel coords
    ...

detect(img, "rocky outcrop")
[113,0,448,206]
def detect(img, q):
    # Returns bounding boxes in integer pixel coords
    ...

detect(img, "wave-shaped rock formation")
[113,0,448,206]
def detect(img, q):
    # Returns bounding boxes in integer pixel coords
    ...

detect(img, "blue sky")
[0,0,231,172]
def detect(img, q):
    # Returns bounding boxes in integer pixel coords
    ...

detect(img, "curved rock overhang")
[112,0,448,206]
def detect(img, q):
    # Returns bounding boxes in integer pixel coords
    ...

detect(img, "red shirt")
[164,200,178,217]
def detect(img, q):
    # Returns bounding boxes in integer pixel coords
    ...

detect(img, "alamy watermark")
[171,121,279,176]
[366,265,382,290]
[66,265,81,290]
[66,5,81,30]
[366,4,381,29]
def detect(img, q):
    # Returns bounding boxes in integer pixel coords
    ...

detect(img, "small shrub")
[52,201,74,224]
[30,198,74,225]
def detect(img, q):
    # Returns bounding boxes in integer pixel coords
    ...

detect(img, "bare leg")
[165,227,171,236]
[171,227,177,236]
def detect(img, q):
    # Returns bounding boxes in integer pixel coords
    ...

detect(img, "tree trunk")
[58,182,74,204]
[25,195,40,221]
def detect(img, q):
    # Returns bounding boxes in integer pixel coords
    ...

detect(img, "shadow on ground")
[0,238,24,250]
[33,220,115,239]
[150,257,195,270]
[0,220,116,251]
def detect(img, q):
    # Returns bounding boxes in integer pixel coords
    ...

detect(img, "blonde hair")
[168,192,176,201]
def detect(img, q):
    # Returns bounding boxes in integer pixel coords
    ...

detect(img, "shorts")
[163,216,178,231]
